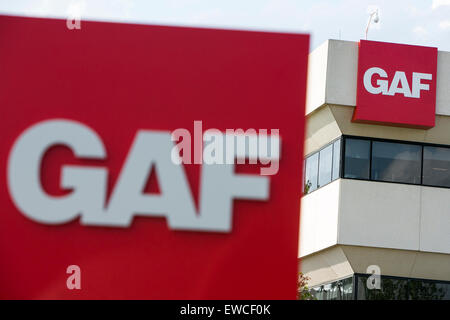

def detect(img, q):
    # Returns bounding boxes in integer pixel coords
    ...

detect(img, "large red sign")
[353,40,437,128]
[0,15,309,299]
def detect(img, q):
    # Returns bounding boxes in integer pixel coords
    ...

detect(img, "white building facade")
[299,40,450,300]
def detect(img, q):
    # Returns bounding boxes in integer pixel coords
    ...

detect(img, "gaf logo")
[353,40,438,128]
[7,120,279,233]
[363,67,432,98]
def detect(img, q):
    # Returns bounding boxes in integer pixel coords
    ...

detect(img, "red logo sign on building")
[353,40,438,128]
[0,15,309,299]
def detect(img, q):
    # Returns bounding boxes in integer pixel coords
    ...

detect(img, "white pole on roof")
[365,9,379,40]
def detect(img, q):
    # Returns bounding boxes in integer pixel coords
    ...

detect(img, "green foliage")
[303,181,312,195]
[297,272,316,300]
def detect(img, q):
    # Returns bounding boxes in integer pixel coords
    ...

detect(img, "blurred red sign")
[0,15,309,299]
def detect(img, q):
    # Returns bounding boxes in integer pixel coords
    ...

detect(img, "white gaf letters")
[363,67,388,95]
[411,72,432,98]
[363,67,432,98]
[7,120,107,225]
[7,119,278,232]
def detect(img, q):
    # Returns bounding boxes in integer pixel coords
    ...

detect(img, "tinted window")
[311,277,353,300]
[356,275,450,300]
[344,138,370,179]
[318,145,333,187]
[408,279,450,300]
[423,146,450,187]
[304,153,318,194]
[371,141,422,184]
[356,275,408,300]
[332,139,341,180]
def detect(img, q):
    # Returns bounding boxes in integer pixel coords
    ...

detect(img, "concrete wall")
[330,105,450,146]
[305,104,450,156]
[437,51,450,115]
[299,245,353,287]
[299,179,340,257]
[338,179,421,251]
[306,40,450,116]
[300,245,450,287]
[300,179,450,257]
[305,41,328,114]
[304,105,342,155]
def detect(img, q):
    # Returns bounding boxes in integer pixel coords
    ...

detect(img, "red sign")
[353,40,437,128]
[0,15,309,299]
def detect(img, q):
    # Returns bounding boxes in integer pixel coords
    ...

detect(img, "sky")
[0,0,449,52]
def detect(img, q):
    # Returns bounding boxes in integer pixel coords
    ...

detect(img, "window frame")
[318,143,333,188]
[353,273,450,300]
[370,140,423,185]
[342,135,450,190]
[342,137,372,180]
[332,138,342,181]
[304,152,319,194]
[304,135,450,194]
[311,273,450,300]
[310,275,355,300]
[422,145,450,188]
[303,137,342,195]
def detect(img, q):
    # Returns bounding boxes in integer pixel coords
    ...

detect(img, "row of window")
[309,276,353,300]
[304,136,450,194]
[310,274,450,300]
[303,139,341,194]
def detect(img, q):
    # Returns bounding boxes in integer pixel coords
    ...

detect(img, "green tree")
[297,272,316,300]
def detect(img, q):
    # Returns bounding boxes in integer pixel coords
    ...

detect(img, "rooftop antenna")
[365,8,379,40]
